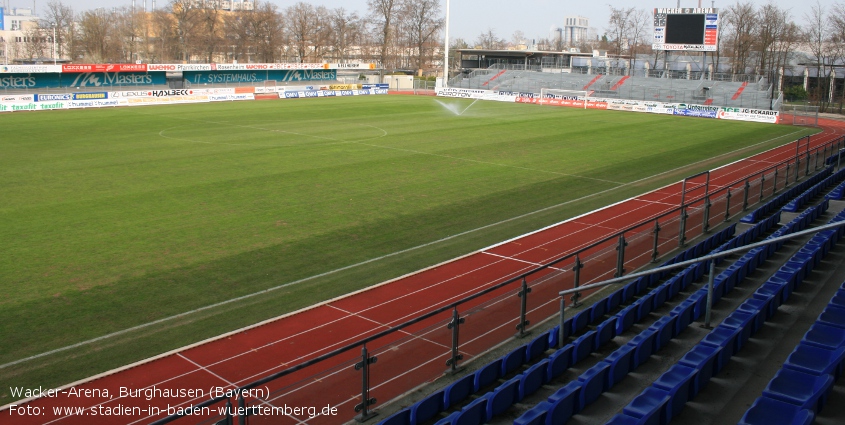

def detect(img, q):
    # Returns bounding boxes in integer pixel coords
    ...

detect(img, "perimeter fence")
[152,133,845,425]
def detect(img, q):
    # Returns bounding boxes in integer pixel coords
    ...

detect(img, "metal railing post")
[558,297,566,346]
[571,255,583,306]
[678,207,688,247]
[773,167,779,195]
[702,196,711,233]
[238,395,246,425]
[742,179,750,210]
[445,307,465,373]
[354,345,378,422]
[724,189,732,221]
[516,277,532,337]
[224,399,233,425]
[785,164,791,187]
[702,259,715,329]
[759,173,766,202]
[805,152,811,177]
[651,221,661,262]
[615,235,628,277]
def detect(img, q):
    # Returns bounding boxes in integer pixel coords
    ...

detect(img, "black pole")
[445,307,465,373]
[354,345,378,422]
[516,277,532,337]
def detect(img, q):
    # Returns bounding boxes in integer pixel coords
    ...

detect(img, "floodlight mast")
[443,0,450,88]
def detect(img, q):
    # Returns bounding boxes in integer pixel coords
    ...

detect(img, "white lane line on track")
[480,252,566,271]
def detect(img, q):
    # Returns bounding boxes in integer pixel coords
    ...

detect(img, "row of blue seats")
[783,167,845,212]
[740,166,834,223]
[603,201,840,425]
[738,208,845,425]
[510,205,813,424]
[376,223,743,425]
[830,180,845,200]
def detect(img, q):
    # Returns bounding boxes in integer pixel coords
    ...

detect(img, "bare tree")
[169,0,201,62]
[328,8,362,63]
[474,28,505,50]
[42,1,75,61]
[722,1,757,75]
[368,0,397,68]
[804,1,838,111]
[399,0,443,72]
[149,9,178,62]
[77,8,118,62]
[627,8,649,75]
[287,2,320,63]
[605,6,632,58]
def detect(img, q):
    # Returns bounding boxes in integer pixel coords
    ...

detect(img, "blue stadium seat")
[410,389,444,425]
[452,396,487,425]
[678,344,720,396]
[603,344,636,387]
[761,368,834,414]
[700,325,742,373]
[482,377,519,420]
[669,300,695,336]
[546,381,581,423]
[576,361,611,410]
[784,343,845,380]
[737,298,769,334]
[379,408,410,425]
[433,411,459,425]
[720,310,756,351]
[606,288,625,312]
[802,323,845,349]
[473,359,502,392]
[628,328,658,368]
[526,333,550,362]
[649,315,678,350]
[513,401,553,425]
[572,330,597,364]
[518,359,549,401]
[571,309,592,335]
[615,304,638,335]
[605,413,648,425]
[546,344,574,381]
[591,299,608,323]
[651,364,697,420]
[635,293,655,321]
[622,386,671,425]
[501,345,527,376]
[443,374,475,409]
[595,317,618,349]
[818,305,845,330]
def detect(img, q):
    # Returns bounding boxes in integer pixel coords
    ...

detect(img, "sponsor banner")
[718,107,779,124]
[329,84,360,90]
[146,64,213,72]
[328,63,376,70]
[125,95,210,105]
[208,94,255,102]
[497,91,538,99]
[653,43,718,52]
[63,64,148,73]
[67,99,122,108]
[185,87,236,96]
[362,84,389,90]
[65,72,165,88]
[517,96,608,110]
[73,92,109,100]
[0,65,63,73]
[674,108,718,118]
[35,93,71,102]
[280,89,386,99]
[1,94,35,102]
[212,63,327,71]
[436,87,488,99]
[0,74,38,89]
[184,69,337,85]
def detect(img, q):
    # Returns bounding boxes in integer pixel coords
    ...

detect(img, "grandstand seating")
[374,160,845,425]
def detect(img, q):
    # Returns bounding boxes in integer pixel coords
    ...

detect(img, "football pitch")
[0,95,813,396]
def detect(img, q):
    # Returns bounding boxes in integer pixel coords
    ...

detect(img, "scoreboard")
[653,8,719,52]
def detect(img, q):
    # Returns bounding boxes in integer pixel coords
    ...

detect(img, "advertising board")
[652,8,719,52]
[718,108,779,124]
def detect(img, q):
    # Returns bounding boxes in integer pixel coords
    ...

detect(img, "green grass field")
[0,95,813,399]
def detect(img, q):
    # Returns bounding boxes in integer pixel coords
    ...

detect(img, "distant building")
[184,0,255,11]
[1,7,43,64]
[563,16,589,46]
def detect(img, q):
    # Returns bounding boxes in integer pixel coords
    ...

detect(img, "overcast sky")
[6,0,822,43]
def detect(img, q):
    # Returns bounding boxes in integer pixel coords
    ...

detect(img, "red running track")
[4,117,845,425]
